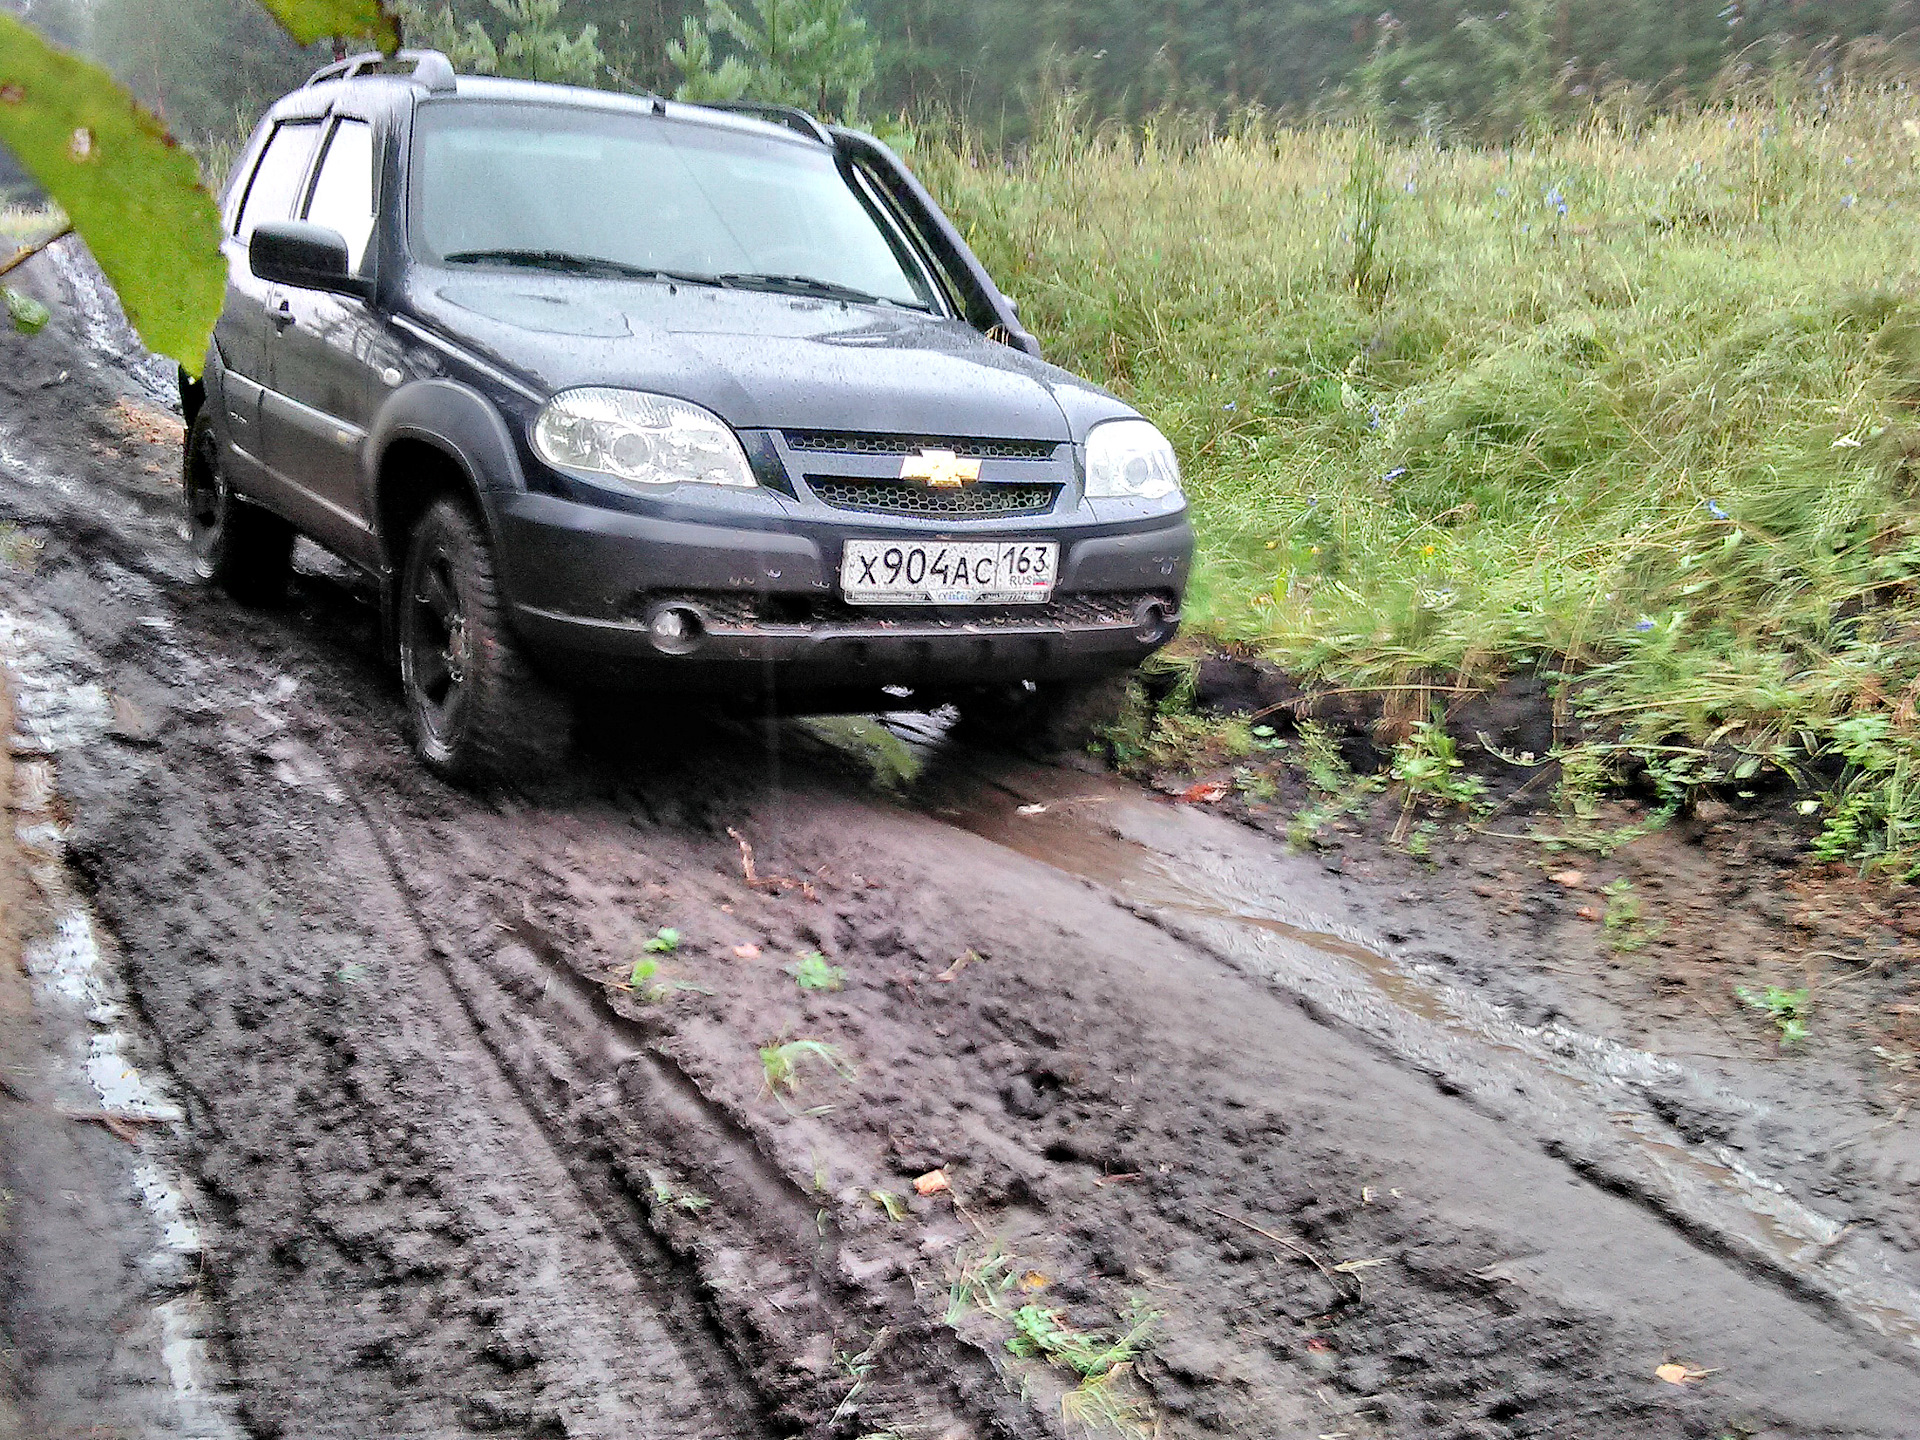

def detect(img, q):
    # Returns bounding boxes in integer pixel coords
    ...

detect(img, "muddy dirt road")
[1,248,1918,1439]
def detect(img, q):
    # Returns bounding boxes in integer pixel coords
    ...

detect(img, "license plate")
[839,540,1057,605]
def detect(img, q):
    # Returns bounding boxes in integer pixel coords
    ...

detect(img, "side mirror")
[249,220,370,299]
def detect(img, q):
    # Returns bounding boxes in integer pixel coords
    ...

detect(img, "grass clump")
[919,89,1920,875]
[1601,877,1664,953]
[1006,1303,1156,1380]
[759,1037,855,1095]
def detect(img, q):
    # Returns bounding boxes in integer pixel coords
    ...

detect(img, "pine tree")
[394,0,603,85]
[668,0,876,118]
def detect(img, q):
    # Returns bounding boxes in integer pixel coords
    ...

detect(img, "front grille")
[784,430,1061,461]
[807,478,1057,518]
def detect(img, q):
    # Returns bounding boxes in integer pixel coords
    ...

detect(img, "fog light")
[1132,598,1172,644]
[647,603,704,656]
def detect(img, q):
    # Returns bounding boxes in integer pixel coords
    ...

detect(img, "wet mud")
[0,244,1916,1437]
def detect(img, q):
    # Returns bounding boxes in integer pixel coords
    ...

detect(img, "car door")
[258,113,391,569]
[219,118,323,499]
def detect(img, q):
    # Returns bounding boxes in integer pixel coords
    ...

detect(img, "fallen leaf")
[1654,1362,1712,1385]
[732,944,761,961]
[1331,1257,1389,1273]
[1576,905,1599,921]
[1550,868,1586,887]
[1020,1270,1050,1290]
[1180,780,1229,804]
[912,1169,950,1196]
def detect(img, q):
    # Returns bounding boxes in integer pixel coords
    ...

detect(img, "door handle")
[270,299,295,331]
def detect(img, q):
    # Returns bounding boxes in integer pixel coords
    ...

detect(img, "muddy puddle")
[822,713,1920,1354]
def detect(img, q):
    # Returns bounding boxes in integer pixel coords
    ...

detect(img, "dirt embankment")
[0,247,1916,1439]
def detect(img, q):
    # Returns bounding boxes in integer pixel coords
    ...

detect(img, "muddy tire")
[397,497,572,782]
[183,410,293,603]
[956,672,1138,754]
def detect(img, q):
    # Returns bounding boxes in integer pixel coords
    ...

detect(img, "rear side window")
[236,120,322,243]
[304,119,376,271]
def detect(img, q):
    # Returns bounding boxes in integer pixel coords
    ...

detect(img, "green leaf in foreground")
[0,16,222,370]
[257,0,398,50]
[4,286,49,334]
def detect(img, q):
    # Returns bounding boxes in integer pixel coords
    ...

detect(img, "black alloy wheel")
[182,410,293,601]
[398,497,569,780]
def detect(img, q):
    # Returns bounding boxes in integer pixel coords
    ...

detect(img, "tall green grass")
[916,91,1920,871]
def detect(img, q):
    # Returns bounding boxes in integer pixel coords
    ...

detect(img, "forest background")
[12,0,1920,156]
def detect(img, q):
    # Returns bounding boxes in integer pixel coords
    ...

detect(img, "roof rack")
[698,100,831,144]
[305,49,457,95]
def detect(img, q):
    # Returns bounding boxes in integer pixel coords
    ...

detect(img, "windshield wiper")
[713,272,929,310]
[442,249,721,287]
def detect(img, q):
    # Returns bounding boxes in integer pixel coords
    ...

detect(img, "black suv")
[183,49,1193,777]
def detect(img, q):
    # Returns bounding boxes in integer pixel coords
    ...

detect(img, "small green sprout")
[871,1188,908,1221]
[648,1171,712,1215]
[1737,985,1810,1045]
[786,950,847,992]
[643,927,681,954]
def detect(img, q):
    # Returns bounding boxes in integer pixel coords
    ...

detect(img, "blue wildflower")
[1634,619,1656,632]
[1705,499,1729,520]
[1224,401,1237,412]
[1496,185,1510,198]
[1383,466,1408,482]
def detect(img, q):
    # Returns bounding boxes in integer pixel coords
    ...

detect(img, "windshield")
[409,102,939,311]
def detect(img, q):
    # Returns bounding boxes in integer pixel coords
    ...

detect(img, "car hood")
[400,272,1134,441]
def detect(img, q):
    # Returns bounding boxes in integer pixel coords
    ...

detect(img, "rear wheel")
[398,497,571,781]
[183,411,293,603]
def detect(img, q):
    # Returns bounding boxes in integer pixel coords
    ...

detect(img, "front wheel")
[397,497,571,781]
[183,411,293,603]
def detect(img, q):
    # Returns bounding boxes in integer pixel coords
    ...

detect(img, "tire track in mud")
[338,778,1035,1439]
[907,751,1920,1358]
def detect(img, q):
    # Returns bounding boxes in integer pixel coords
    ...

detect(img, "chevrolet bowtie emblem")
[900,448,981,489]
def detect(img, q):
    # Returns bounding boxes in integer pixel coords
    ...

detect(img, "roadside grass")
[919,86,1920,874]
[0,202,63,249]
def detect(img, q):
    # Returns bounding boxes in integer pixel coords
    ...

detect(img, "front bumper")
[490,490,1192,695]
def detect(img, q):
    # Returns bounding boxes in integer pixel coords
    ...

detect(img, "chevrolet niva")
[182,49,1193,777]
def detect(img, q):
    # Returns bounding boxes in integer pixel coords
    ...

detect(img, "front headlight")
[532,388,756,490]
[1084,418,1183,502]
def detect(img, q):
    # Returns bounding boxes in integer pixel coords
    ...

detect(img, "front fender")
[362,377,527,542]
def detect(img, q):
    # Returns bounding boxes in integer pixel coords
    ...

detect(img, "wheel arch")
[365,379,528,568]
